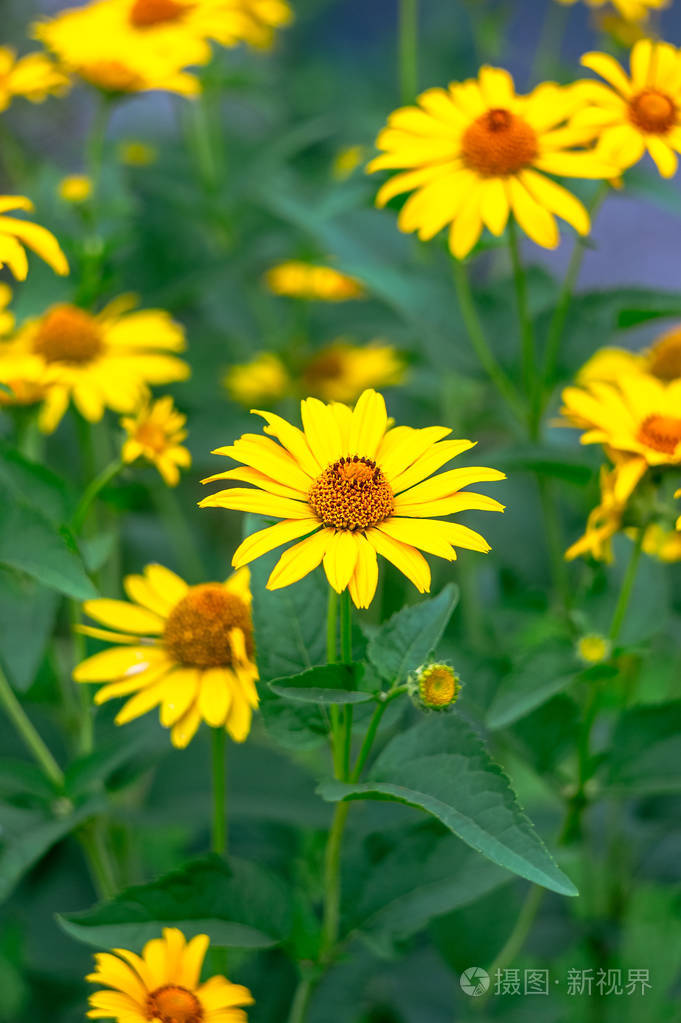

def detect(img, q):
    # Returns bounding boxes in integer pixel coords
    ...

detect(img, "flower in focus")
[265,261,365,301]
[577,633,611,664]
[409,662,461,710]
[554,0,668,22]
[369,66,616,259]
[121,393,191,486]
[573,40,681,178]
[332,144,367,180]
[223,352,290,406]
[74,564,258,747]
[302,341,406,403]
[200,388,505,609]
[58,174,93,203]
[0,297,188,433]
[117,138,158,165]
[0,196,69,281]
[0,47,70,111]
[86,926,254,1021]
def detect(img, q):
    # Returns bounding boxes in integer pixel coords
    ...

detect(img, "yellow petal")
[170,704,202,747]
[347,534,379,609]
[232,519,320,569]
[322,530,360,593]
[73,645,165,683]
[197,668,232,727]
[82,599,164,635]
[366,528,431,593]
[159,668,200,727]
[267,528,334,590]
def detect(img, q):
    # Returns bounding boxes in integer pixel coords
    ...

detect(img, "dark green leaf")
[319,715,577,896]
[0,444,70,524]
[270,663,374,705]
[491,444,594,486]
[486,641,581,729]
[366,584,459,685]
[58,854,292,950]
[607,701,681,794]
[0,568,59,691]
[0,758,57,802]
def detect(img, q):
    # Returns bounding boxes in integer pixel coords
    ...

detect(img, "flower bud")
[409,662,461,711]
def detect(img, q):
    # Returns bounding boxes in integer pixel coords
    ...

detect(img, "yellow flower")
[117,139,158,165]
[199,388,505,609]
[368,66,615,259]
[302,341,406,404]
[578,328,681,389]
[332,144,367,180]
[561,373,681,502]
[121,393,191,486]
[0,196,69,281]
[265,261,365,301]
[410,662,461,710]
[0,297,188,433]
[58,174,93,203]
[223,352,290,406]
[0,284,15,337]
[573,40,681,178]
[566,465,622,562]
[0,47,70,111]
[554,0,668,22]
[638,521,681,561]
[231,0,294,49]
[577,633,611,664]
[86,927,254,1021]
[74,564,258,747]
[675,487,681,529]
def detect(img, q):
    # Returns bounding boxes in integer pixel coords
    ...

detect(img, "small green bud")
[409,662,461,711]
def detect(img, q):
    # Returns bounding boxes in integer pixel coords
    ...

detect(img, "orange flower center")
[308,455,394,531]
[130,0,188,26]
[32,305,103,364]
[80,61,144,92]
[418,664,460,708]
[638,413,681,455]
[461,108,538,176]
[302,350,345,388]
[135,420,171,454]
[145,985,203,1023]
[629,90,676,134]
[647,332,681,381]
[163,584,254,668]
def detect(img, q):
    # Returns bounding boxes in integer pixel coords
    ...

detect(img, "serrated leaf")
[366,584,459,685]
[318,715,577,896]
[270,663,374,705]
[58,854,292,950]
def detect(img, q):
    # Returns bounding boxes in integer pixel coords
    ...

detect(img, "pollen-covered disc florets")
[461,108,539,176]
[648,330,681,380]
[409,662,462,711]
[638,413,681,455]
[629,90,676,134]
[308,454,394,531]
[145,984,203,1023]
[164,584,254,668]
[32,304,103,364]
[130,0,188,26]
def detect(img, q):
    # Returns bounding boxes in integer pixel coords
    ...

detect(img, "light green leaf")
[319,715,577,896]
[366,584,459,685]
[270,663,374,705]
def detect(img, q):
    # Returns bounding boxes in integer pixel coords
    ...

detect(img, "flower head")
[74,564,258,747]
[577,633,612,664]
[302,341,406,404]
[118,139,158,165]
[86,926,253,1021]
[200,389,505,609]
[58,174,93,203]
[265,261,364,301]
[0,296,188,433]
[409,662,461,710]
[573,40,681,179]
[0,196,69,281]
[0,47,69,112]
[121,393,191,486]
[369,66,615,259]
[554,0,668,22]
[223,352,290,406]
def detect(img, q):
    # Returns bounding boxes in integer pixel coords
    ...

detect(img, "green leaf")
[64,729,165,800]
[365,584,459,685]
[0,568,59,691]
[0,496,96,600]
[319,715,577,896]
[0,758,57,803]
[58,854,292,950]
[270,663,374,705]
[607,701,681,794]
[0,444,70,524]
[491,444,594,486]
[486,641,587,729]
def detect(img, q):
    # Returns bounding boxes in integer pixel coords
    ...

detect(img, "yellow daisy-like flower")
[74,564,258,747]
[578,326,681,388]
[577,633,611,664]
[58,175,93,203]
[265,261,365,301]
[573,40,681,179]
[0,47,70,112]
[302,341,406,404]
[86,927,253,1022]
[121,394,191,486]
[0,196,69,281]
[223,352,290,406]
[561,373,681,503]
[554,0,668,22]
[638,521,681,561]
[0,297,189,433]
[566,464,622,561]
[368,66,615,260]
[199,389,505,609]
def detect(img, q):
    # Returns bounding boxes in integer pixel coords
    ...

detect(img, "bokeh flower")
[224,352,290,406]
[369,66,615,259]
[117,139,158,166]
[332,144,367,180]
[86,927,253,1021]
[573,40,681,178]
[265,261,365,301]
[0,196,69,281]
[301,341,406,403]
[121,393,191,486]
[58,175,93,203]
[75,564,258,747]
[578,325,681,386]
[0,47,69,111]
[577,633,611,664]
[0,297,188,433]
[554,0,668,22]
[200,388,505,609]
[675,487,681,529]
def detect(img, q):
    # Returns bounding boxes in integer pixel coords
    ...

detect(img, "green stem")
[484,884,545,994]
[87,96,112,198]
[530,1,569,82]
[79,818,118,900]
[0,666,64,787]
[350,685,408,783]
[452,259,525,422]
[609,530,644,643]
[339,591,353,778]
[71,457,123,535]
[287,977,313,1023]
[151,485,206,583]
[508,217,536,412]
[211,727,227,856]
[189,93,219,193]
[537,476,571,614]
[320,800,350,962]
[398,0,419,102]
